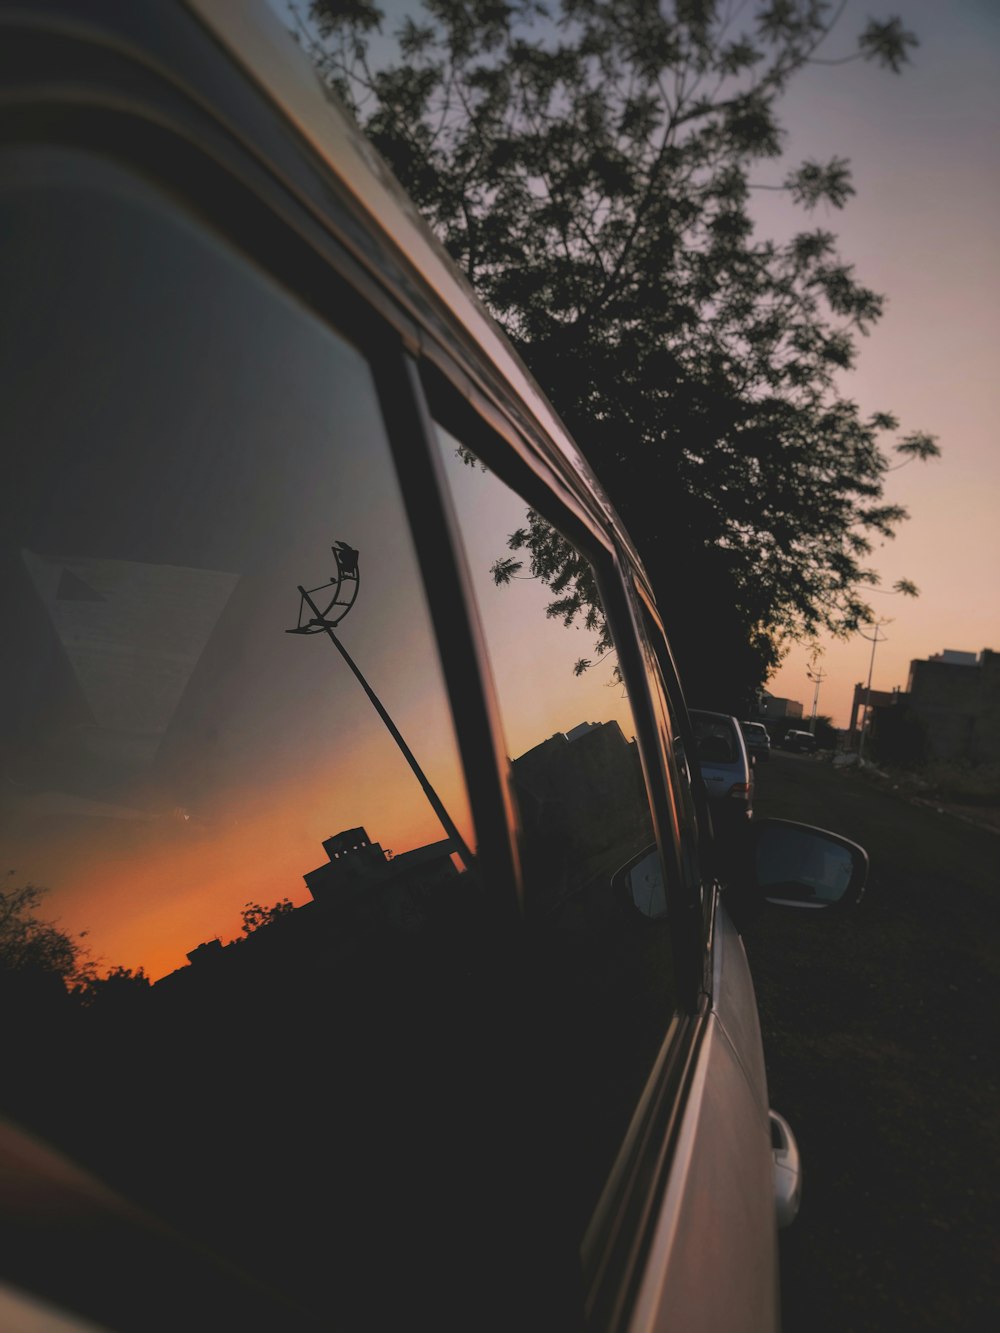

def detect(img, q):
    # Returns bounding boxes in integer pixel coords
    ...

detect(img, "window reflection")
[434,429,678,1232]
[1,148,487,1314]
[0,146,473,984]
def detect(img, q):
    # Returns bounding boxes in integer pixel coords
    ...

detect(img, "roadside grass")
[834,754,1000,833]
[744,753,1000,1333]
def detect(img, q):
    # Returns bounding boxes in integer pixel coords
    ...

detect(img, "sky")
[756,0,1000,725]
[268,0,1000,728]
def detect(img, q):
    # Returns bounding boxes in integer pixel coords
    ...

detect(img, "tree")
[240,898,296,936]
[0,878,91,987]
[301,0,938,709]
[73,964,151,1012]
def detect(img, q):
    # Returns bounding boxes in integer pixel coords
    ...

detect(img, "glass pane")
[434,429,679,1233]
[0,147,480,1311]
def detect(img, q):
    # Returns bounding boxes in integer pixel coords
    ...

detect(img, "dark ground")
[740,751,1000,1333]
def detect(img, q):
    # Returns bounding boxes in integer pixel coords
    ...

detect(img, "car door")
[428,421,781,1331]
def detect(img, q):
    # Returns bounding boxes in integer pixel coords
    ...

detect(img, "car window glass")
[691,713,739,763]
[433,428,680,1235]
[0,145,485,1311]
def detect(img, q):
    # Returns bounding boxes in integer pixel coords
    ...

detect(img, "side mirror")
[751,818,868,910]
[611,844,667,919]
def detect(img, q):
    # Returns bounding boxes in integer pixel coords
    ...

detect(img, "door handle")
[769,1109,802,1229]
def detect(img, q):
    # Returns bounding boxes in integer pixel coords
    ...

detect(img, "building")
[511,720,649,869]
[847,683,901,747]
[303,825,459,930]
[904,648,1000,762]
[757,692,803,721]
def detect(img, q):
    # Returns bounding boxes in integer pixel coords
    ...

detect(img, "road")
[740,750,1000,1333]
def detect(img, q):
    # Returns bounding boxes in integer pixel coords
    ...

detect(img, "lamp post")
[288,541,473,866]
[806,666,827,735]
[857,620,890,762]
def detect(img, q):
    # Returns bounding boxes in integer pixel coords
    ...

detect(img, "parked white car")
[691,709,755,834]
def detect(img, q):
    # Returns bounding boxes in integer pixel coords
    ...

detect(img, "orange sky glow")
[10,720,474,983]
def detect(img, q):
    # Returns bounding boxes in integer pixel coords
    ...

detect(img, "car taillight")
[728,782,751,798]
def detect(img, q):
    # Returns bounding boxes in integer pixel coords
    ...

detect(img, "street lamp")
[857,619,890,762]
[288,541,473,866]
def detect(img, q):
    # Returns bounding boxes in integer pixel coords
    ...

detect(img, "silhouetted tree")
[73,964,151,1012]
[0,878,91,987]
[240,898,295,935]
[300,0,939,709]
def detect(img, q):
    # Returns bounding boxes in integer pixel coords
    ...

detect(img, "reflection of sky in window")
[435,428,638,760]
[1,148,472,978]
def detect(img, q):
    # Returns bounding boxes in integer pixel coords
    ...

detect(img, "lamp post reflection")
[288,541,473,866]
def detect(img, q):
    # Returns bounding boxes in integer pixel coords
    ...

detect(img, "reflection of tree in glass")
[74,964,150,1012]
[490,511,613,680]
[239,898,294,937]
[0,878,89,986]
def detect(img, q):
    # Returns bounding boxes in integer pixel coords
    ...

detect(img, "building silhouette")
[511,720,649,877]
[303,825,459,927]
[904,648,999,762]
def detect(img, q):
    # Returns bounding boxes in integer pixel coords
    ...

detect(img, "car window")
[691,714,739,764]
[0,144,492,1312]
[433,428,681,1237]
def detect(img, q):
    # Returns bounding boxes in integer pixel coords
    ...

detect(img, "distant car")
[690,709,754,832]
[740,720,771,763]
[784,729,818,754]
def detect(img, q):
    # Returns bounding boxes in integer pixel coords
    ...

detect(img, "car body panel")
[628,1007,777,1333]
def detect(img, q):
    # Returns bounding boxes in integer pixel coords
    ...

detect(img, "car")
[740,719,772,763]
[784,729,819,753]
[690,709,755,832]
[0,3,869,1330]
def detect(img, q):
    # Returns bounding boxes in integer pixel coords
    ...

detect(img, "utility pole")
[806,666,827,735]
[857,621,890,762]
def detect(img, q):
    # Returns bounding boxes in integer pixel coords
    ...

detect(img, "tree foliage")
[240,898,296,936]
[0,879,91,987]
[302,0,936,708]
[73,964,151,1011]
